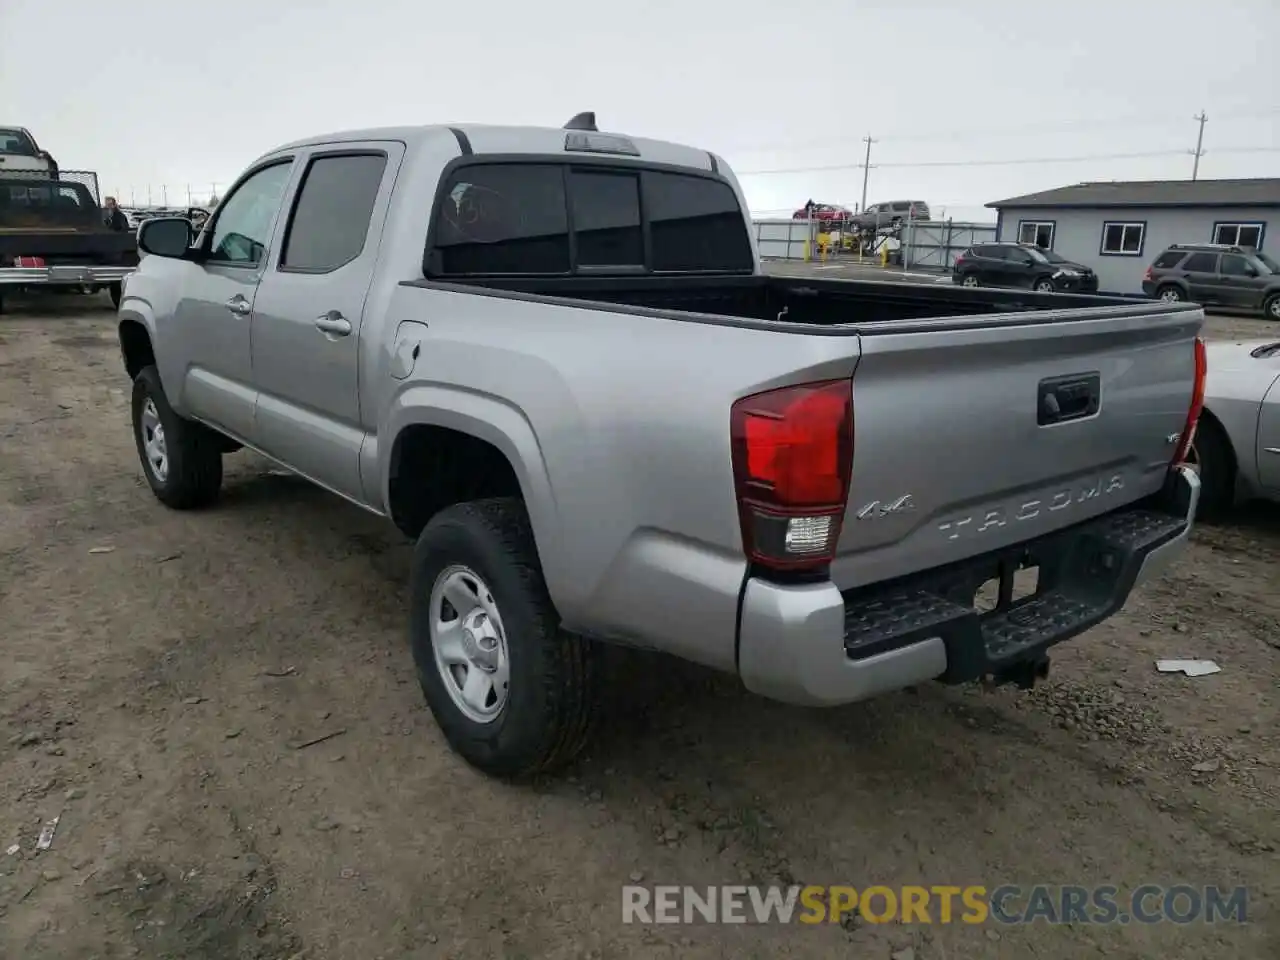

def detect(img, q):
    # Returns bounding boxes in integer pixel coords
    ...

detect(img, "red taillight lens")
[730,379,854,571]
[1172,336,1207,466]
[14,256,46,268]
[1144,267,1153,282]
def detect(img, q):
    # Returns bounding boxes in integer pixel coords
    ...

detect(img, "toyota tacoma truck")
[116,114,1206,779]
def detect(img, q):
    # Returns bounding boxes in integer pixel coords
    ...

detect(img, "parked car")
[118,115,1204,779]
[850,200,930,231]
[1141,243,1280,320]
[792,201,853,221]
[953,243,1099,293]
[1185,338,1280,517]
[0,126,58,178]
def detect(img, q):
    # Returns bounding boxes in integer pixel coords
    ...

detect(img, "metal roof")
[987,178,1280,210]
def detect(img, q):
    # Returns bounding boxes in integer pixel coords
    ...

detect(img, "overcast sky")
[2,0,1276,221]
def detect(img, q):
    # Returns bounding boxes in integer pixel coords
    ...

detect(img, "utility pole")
[859,135,877,212]
[1190,111,1208,181]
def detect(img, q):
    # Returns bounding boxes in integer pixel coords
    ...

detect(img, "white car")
[0,126,57,177]
[1194,338,1280,516]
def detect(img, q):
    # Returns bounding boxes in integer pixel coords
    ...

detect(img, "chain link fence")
[52,170,101,206]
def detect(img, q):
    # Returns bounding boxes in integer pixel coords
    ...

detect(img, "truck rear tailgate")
[833,303,1203,590]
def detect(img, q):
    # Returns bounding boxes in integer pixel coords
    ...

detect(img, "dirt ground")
[1,294,1278,960]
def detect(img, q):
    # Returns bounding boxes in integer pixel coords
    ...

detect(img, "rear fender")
[379,384,564,600]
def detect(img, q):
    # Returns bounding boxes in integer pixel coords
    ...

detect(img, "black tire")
[1263,293,1280,322]
[410,498,598,779]
[1156,284,1185,303]
[108,282,122,309]
[1190,416,1235,520]
[130,365,223,509]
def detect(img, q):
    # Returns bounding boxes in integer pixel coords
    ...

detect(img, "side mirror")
[137,217,193,259]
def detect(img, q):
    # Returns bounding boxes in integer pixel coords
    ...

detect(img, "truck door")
[169,160,294,440]
[248,143,403,503]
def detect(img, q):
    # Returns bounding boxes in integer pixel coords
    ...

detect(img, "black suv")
[1142,243,1280,319]
[952,243,1099,293]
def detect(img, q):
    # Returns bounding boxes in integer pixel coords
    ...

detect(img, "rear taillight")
[730,379,854,571]
[14,256,46,268]
[1143,267,1154,282]
[1172,336,1207,467]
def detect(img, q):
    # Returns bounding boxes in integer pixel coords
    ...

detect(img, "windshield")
[1256,252,1280,273]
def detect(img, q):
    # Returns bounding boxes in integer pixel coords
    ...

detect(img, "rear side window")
[0,128,38,156]
[1152,250,1185,269]
[281,153,387,272]
[645,171,753,272]
[429,163,752,276]
[1183,252,1218,272]
[569,170,642,267]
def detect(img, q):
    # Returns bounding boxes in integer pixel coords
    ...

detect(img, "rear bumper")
[0,265,135,286]
[737,465,1199,707]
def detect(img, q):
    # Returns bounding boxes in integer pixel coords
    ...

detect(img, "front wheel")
[1188,417,1235,520]
[410,498,598,779]
[108,282,122,309]
[131,365,223,509]
[1034,278,1056,293]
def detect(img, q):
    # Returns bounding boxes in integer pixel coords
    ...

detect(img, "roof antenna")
[564,112,598,132]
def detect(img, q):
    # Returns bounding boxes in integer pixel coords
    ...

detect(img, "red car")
[792,201,853,222]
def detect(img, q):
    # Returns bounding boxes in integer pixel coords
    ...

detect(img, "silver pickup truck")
[117,115,1206,779]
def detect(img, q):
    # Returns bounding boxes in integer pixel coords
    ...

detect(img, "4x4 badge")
[855,495,916,520]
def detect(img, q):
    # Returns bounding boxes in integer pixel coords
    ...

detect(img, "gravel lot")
[1,294,1277,960]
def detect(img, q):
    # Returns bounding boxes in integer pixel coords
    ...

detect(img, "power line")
[735,146,1280,177]
[715,106,1280,156]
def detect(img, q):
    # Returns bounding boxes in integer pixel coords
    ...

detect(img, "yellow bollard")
[880,244,889,268]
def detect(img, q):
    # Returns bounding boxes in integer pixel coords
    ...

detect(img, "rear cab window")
[0,128,38,156]
[427,162,754,278]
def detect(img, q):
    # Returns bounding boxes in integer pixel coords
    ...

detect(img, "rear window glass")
[433,164,572,275]
[429,163,752,276]
[1152,250,1185,269]
[569,170,642,267]
[645,171,753,272]
[1,183,89,208]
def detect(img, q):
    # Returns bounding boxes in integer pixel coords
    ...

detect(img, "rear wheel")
[1187,416,1234,520]
[1156,284,1185,303]
[1264,293,1280,321]
[410,498,598,779]
[961,274,980,288]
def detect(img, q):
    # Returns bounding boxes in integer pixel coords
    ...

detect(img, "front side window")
[208,162,293,266]
[1101,221,1144,256]
[1017,220,1055,249]
[280,153,387,272]
[1213,222,1264,249]
[1220,254,1255,277]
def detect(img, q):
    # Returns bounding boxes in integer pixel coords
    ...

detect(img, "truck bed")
[415,272,1146,330]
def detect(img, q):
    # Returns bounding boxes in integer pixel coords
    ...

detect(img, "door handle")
[314,312,351,336]
[225,296,252,316]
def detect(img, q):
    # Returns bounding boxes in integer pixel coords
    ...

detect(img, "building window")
[1212,222,1264,249]
[1100,221,1145,257]
[1017,220,1055,249]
